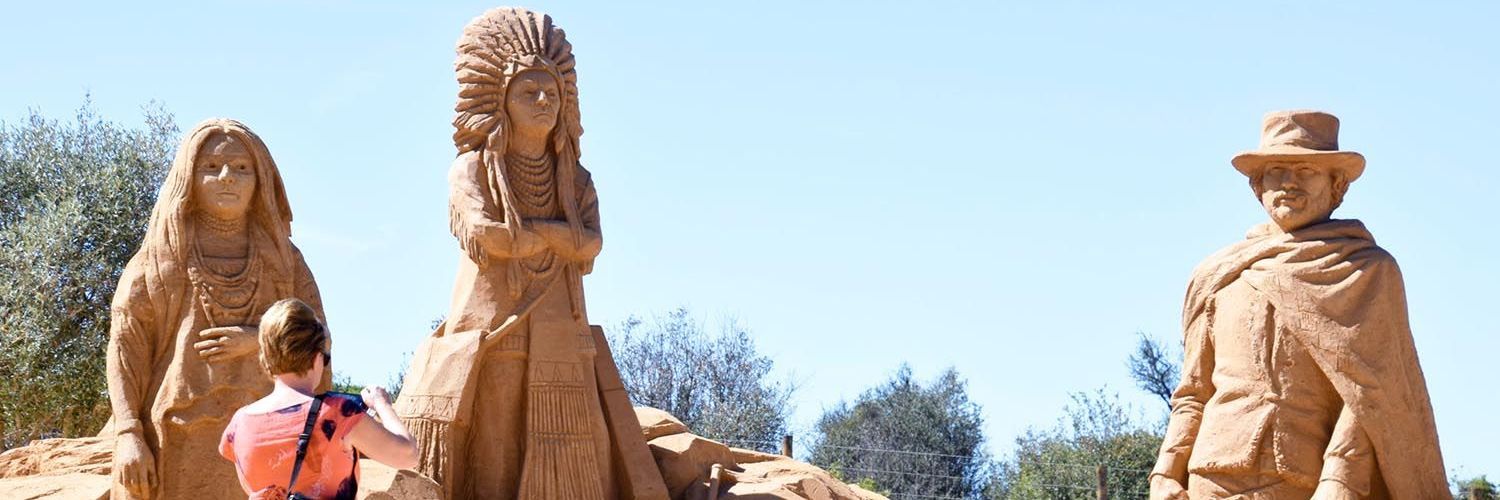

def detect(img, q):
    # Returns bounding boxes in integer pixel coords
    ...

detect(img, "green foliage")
[607,307,794,454]
[0,101,177,449]
[1455,475,1498,500]
[810,365,989,498]
[852,477,885,496]
[331,372,365,394]
[986,389,1161,499]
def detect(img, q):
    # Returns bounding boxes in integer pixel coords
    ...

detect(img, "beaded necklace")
[187,228,263,328]
[505,151,557,217]
[195,210,247,235]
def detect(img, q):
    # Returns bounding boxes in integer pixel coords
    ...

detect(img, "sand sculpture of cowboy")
[1149,110,1447,499]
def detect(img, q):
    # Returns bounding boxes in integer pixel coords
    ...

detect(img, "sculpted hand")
[531,220,576,257]
[1311,480,1359,500]
[113,432,156,495]
[512,228,548,257]
[195,326,259,362]
[1149,474,1188,500]
[479,224,547,259]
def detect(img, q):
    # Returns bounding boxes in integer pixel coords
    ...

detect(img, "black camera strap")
[286,394,325,500]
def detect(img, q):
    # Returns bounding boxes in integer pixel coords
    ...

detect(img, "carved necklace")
[505,151,557,216]
[187,228,262,328]
[503,151,559,276]
[195,210,247,236]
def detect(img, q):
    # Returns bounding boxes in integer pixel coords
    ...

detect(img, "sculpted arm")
[1151,298,1216,494]
[448,152,544,263]
[573,170,603,266]
[528,164,597,264]
[106,263,159,494]
[532,167,602,266]
[1312,407,1377,499]
[107,282,154,437]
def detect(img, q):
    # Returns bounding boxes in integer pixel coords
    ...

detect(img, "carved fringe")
[404,418,451,489]
[517,384,603,499]
[450,203,486,268]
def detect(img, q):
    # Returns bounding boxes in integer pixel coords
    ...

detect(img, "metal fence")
[711,436,1154,500]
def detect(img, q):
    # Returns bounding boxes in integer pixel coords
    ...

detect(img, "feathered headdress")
[452,7,581,156]
[450,7,585,300]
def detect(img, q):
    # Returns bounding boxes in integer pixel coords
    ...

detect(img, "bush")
[987,389,1161,499]
[607,307,794,453]
[810,365,989,498]
[0,100,177,448]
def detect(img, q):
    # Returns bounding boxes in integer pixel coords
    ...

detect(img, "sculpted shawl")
[1182,219,1446,496]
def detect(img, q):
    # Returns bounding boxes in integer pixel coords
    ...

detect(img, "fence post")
[1096,464,1108,500]
[781,435,793,458]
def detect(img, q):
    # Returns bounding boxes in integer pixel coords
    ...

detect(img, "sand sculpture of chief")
[395,7,666,500]
[1149,110,1446,499]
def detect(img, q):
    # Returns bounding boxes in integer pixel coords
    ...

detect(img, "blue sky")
[3,1,1495,477]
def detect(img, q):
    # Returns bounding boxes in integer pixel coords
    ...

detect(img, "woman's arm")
[344,387,419,470]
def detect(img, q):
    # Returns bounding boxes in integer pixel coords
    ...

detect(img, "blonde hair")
[258,298,328,376]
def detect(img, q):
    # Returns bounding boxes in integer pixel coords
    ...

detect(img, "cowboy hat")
[1232,109,1365,182]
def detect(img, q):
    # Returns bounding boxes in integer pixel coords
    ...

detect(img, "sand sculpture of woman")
[106,119,327,499]
[395,7,639,500]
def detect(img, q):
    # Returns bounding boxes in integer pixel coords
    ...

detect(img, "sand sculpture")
[393,7,667,500]
[104,118,327,499]
[1148,110,1447,499]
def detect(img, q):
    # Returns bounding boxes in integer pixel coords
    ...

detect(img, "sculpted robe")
[107,234,323,499]
[398,150,628,500]
[1152,219,1446,498]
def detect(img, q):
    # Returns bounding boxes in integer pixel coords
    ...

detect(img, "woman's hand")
[113,432,156,495]
[195,326,259,362]
[349,386,420,469]
[360,386,394,412]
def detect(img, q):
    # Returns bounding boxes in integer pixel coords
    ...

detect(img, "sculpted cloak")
[106,119,326,499]
[1169,219,1446,497]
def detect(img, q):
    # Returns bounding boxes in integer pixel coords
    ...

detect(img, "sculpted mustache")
[1273,190,1307,200]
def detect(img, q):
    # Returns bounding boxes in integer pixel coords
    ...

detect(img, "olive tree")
[0,101,177,448]
[810,365,990,498]
[607,307,794,453]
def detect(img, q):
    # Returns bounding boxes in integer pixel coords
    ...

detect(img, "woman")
[219,299,418,500]
[395,7,619,499]
[106,119,326,499]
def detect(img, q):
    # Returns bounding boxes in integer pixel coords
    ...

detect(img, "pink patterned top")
[219,393,368,500]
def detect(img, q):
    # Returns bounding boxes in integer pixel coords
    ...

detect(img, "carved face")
[193,133,257,220]
[1258,161,1337,232]
[505,69,560,141]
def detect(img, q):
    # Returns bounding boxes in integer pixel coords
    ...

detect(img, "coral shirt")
[220,393,368,500]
